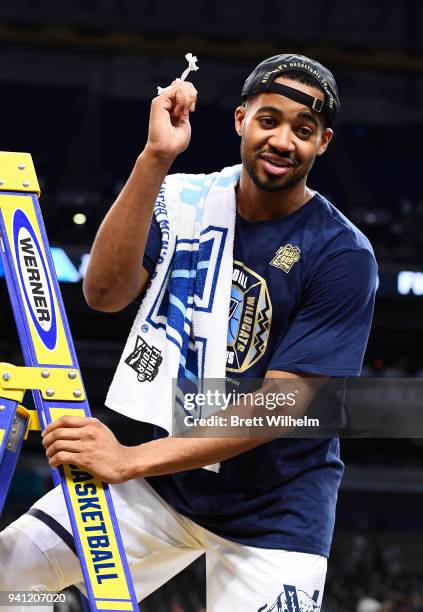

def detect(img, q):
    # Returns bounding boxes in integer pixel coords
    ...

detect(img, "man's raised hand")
[145,80,197,163]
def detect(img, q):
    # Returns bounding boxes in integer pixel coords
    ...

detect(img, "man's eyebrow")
[298,110,319,128]
[255,106,321,128]
[255,106,282,115]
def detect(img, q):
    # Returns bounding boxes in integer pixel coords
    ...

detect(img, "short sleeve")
[142,215,162,275]
[268,248,378,376]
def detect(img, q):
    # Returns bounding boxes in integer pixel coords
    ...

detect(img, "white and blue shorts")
[0,477,327,611]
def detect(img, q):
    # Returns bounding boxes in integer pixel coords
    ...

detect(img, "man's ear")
[317,128,334,156]
[234,105,247,137]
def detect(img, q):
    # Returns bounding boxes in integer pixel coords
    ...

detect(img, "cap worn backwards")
[241,53,340,127]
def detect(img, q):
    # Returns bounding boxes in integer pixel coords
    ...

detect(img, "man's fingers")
[160,81,197,119]
[174,85,190,118]
[42,415,96,437]
[46,439,81,460]
[42,426,83,449]
[182,84,197,115]
[48,450,80,469]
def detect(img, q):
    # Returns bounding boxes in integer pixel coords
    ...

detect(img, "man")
[0,54,377,611]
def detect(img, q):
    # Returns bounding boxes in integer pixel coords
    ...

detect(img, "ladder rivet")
[0,405,5,412]
[18,163,26,170]
[23,181,30,187]
[2,372,10,381]
[7,443,11,448]
[41,370,50,378]
[68,371,77,380]
[0,180,4,186]
[73,390,82,398]
[46,388,55,397]
[12,428,16,434]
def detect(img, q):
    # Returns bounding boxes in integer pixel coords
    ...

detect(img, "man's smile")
[258,153,297,176]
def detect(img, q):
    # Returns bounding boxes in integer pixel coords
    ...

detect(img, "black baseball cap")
[241,54,340,127]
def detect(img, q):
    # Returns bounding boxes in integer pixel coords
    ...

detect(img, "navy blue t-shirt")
[142,185,377,557]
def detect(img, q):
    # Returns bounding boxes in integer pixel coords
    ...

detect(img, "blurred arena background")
[0,1,423,610]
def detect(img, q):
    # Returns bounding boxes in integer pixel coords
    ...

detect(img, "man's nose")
[268,126,295,153]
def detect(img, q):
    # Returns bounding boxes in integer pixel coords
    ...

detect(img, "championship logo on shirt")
[257,584,320,611]
[125,335,163,382]
[270,244,301,273]
[226,261,272,373]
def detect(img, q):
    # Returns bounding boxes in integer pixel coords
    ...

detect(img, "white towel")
[105,165,240,469]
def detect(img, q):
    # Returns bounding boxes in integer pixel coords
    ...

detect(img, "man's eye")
[297,127,313,138]
[259,117,276,127]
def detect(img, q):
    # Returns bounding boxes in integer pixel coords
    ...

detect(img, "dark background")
[0,1,423,610]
